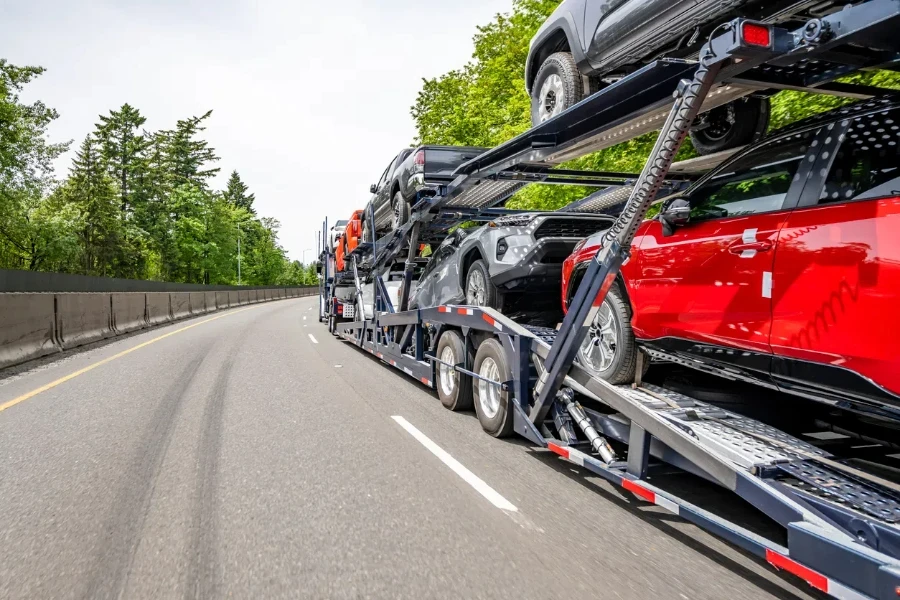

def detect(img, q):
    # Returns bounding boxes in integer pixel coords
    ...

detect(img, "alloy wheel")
[538,74,565,123]
[578,300,619,373]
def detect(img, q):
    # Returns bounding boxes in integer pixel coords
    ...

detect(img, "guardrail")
[0,287,318,369]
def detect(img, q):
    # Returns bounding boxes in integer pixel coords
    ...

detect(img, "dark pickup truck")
[365,145,487,239]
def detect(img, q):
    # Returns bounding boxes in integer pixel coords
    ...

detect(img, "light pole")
[302,248,314,264]
[237,223,242,285]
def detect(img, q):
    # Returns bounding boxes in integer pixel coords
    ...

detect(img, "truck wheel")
[435,330,473,411]
[392,192,410,230]
[689,97,769,155]
[465,260,501,310]
[576,285,648,385]
[531,52,584,127]
[472,338,514,438]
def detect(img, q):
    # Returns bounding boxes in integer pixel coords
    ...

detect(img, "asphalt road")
[0,297,824,600]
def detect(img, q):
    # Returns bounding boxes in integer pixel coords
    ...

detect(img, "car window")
[819,110,900,204]
[375,163,391,190]
[686,130,815,222]
[421,245,456,278]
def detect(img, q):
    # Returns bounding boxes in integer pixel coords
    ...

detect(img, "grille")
[533,218,609,240]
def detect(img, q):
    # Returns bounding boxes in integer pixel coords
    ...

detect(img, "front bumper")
[491,238,581,290]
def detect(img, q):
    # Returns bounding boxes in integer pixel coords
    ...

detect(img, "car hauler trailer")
[319,3,900,597]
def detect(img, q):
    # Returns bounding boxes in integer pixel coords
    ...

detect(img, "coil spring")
[600,52,715,250]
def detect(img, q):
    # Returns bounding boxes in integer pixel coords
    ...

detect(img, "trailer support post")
[627,424,651,479]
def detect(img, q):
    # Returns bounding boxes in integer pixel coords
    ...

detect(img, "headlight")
[490,213,538,227]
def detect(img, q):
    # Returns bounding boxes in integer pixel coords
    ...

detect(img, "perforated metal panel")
[445,180,525,209]
[780,461,900,524]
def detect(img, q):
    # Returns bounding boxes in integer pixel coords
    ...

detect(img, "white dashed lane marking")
[391,415,517,513]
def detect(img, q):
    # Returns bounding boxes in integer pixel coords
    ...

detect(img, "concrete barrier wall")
[111,293,147,334]
[189,292,206,315]
[147,293,170,325]
[215,291,229,309]
[171,292,191,320]
[0,294,58,368]
[2,287,311,369]
[56,293,113,349]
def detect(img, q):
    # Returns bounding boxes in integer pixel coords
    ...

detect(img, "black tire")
[391,191,410,230]
[465,259,501,310]
[576,284,648,385]
[690,97,770,155]
[435,330,473,411]
[531,52,584,127]
[472,338,514,438]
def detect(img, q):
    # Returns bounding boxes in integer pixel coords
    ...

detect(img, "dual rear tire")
[434,331,514,438]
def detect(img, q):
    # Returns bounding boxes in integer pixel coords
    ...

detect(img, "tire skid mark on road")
[184,340,238,600]
[81,351,211,600]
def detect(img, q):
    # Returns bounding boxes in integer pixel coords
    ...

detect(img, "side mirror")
[660,198,691,237]
[369,184,377,194]
[315,261,322,274]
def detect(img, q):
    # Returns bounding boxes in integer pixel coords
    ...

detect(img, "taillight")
[337,302,343,315]
[742,22,771,47]
[414,150,425,167]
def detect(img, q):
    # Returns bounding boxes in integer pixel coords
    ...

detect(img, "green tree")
[222,170,256,214]
[57,136,125,276]
[94,103,150,215]
[159,110,220,189]
[0,59,70,269]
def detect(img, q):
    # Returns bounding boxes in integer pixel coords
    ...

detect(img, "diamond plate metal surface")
[780,461,900,524]
[446,180,525,209]
[610,383,829,470]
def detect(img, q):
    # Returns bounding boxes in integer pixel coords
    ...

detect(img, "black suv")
[526,0,854,154]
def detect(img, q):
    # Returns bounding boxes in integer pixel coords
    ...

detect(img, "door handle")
[729,241,772,255]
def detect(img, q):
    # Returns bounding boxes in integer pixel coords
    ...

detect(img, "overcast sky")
[3,0,513,261]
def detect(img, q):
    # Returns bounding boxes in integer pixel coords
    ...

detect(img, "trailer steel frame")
[321,3,900,597]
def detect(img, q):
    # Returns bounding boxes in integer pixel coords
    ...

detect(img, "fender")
[526,5,588,92]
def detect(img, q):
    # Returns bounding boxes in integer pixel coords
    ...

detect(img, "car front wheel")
[531,52,584,127]
[576,285,648,385]
[465,259,501,310]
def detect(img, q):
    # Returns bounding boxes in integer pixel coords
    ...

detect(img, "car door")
[771,108,900,402]
[629,127,822,378]
[583,0,629,56]
[415,245,455,308]
[372,156,397,230]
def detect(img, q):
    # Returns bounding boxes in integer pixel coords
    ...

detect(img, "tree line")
[411,0,900,211]
[0,59,315,286]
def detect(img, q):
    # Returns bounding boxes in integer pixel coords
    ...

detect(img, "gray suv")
[410,212,613,314]
[526,0,853,154]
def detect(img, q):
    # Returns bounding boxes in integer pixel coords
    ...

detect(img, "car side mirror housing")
[660,198,691,237]
[369,184,377,194]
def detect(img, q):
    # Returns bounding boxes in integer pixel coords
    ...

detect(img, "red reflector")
[765,550,828,592]
[622,479,656,503]
[482,314,495,326]
[415,150,425,166]
[337,303,343,315]
[742,22,771,47]
[547,442,569,459]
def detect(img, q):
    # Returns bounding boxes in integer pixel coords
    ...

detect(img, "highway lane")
[0,297,822,599]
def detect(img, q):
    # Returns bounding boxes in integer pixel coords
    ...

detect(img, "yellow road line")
[0,306,258,414]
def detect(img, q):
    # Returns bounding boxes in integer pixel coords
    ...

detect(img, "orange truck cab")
[336,210,364,272]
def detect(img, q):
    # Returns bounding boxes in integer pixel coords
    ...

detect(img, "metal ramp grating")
[779,461,900,524]
[614,384,829,470]
[445,180,526,209]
